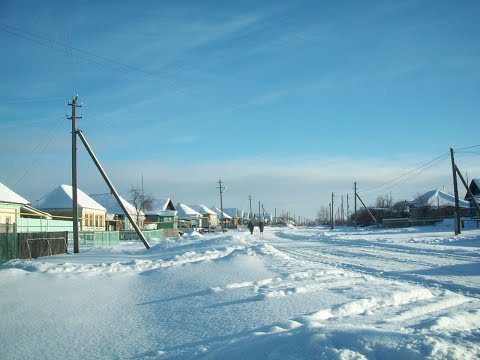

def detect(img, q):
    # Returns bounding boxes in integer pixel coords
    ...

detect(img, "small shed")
[35,184,106,231]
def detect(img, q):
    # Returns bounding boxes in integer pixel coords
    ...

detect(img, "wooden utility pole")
[249,195,252,220]
[331,192,335,229]
[77,131,151,249]
[450,148,461,235]
[354,182,357,229]
[68,96,81,253]
[258,201,261,221]
[218,180,225,232]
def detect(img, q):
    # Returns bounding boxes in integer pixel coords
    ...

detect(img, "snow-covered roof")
[35,184,106,211]
[176,203,202,219]
[0,182,29,205]
[21,205,52,219]
[147,198,175,214]
[410,190,470,208]
[223,208,239,218]
[89,193,140,216]
[188,204,216,216]
[213,207,232,219]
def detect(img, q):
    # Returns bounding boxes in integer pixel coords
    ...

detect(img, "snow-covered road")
[1,222,480,359]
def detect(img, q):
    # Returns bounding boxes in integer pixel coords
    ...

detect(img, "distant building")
[176,203,202,228]
[188,204,218,229]
[464,179,480,211]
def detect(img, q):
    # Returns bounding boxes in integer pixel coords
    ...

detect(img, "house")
[223,208,240,227]
[465,179,480,205]
[0,182,51,227]
[90,193,144,231]
[213,207,232,228]
[35,184,106,231]
[188,204,218,229]
[144,198,178,229]
[409,189,470,219]
[0,182,30,226]
[176,203,202,228]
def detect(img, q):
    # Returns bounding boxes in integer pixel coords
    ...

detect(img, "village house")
[90,193,144,231]
[144,198,178,229]
[213,207,232,228]
[188,204,218,230]
[35,184,106,232]
[223,208,240,227]
[0,182,52,228]
[176,203,202,228]
[464,179,480,216]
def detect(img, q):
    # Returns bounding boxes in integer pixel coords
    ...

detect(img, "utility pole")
[68,96,81,253]
[218,180,226,232]
[77,131,151,249]
[249,195,252,220]
[331,192,335,229]
[347,194,350,223]
[354,182,357,229]
[341,195,344,225]
[258,201,261,221]
[450,148,461,235]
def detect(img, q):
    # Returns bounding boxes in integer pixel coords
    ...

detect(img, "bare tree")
[129,185,154,227]
[316,206,330,224]
[375,193,394,208]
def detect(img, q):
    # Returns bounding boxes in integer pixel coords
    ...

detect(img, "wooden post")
[77,130,150,249]
[450,148,461,235]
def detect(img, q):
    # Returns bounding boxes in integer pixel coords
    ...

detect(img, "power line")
[358,152,450,195]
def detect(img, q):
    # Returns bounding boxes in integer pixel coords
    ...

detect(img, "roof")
[35,184,106,211]
[410,189,470,208]
[89,193,140,216]
[21,205,52,219]
[223,208,239,218]
[147,198,175,214]
[0,182,29,205]
[188,204,216,215]
[176,203,202,219]
[213,207,232,219]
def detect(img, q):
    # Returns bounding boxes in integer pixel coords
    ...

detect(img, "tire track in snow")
[283,248,480,298]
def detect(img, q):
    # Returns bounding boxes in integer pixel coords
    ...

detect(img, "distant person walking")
[258,220,265,234]
[247,221,254,234]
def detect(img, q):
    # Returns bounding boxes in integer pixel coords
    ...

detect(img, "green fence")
[68,229,165,247]
[16,218,73,233]
[0,224,17,263]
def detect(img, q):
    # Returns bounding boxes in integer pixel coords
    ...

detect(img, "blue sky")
[1,0,479,219]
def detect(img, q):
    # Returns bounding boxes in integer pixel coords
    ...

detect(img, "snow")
[410,189,470,208]
[188,204,217,216]
[176,203,202,219]
[1,221,480,359]
[0,181,29,204]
